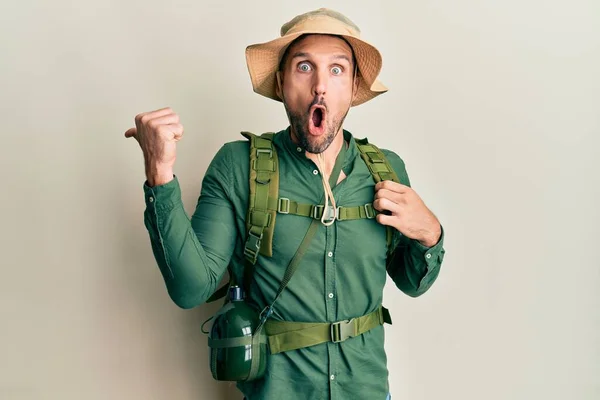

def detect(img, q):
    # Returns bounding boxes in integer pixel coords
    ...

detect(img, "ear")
[275,71,283,100]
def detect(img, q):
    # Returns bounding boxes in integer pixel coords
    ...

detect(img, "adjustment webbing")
[265,306,392,354]
[355,138,401,253]
[277,198,376,221]
[355,140,399,184]
[241,132,279,265]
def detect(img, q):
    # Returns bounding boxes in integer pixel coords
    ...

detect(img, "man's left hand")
[373,181,441,248]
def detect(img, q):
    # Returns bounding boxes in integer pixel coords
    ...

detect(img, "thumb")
[124,127,137,138]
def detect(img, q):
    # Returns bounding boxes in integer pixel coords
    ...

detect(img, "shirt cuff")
[143,175,182,212]
[411,225,445,268]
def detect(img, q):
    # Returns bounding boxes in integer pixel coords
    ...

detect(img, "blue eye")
[331,66,342,75]
[298,63,312,72]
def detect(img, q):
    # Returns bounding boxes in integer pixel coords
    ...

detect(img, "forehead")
[286,34,354,59]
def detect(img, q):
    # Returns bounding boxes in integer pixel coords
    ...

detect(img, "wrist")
[146,164,174,187]
[418,225,441,248]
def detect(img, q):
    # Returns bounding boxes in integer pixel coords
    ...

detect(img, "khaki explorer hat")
[245,8,388,107]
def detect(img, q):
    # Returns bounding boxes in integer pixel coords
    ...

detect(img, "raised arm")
[126,107,237,308]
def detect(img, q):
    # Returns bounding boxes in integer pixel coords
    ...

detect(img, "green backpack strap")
[241,131,280,264]
[355,138,400,183]
[355,137,401,255]
[205,131,279,304]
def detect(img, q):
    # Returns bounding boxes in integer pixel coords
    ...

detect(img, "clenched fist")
[125,107,183,187]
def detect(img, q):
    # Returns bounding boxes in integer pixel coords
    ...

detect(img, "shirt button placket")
[324,207,337,398]
[326,251,334,301]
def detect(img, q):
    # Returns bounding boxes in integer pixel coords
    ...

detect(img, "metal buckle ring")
[278,198,290,214]
[364,203,375,219]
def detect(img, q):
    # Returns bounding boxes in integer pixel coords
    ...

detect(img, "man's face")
[277,34,358,154]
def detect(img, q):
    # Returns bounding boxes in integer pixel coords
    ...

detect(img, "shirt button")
[313,169,319,175]
[330,374,335,380]
[328,293,334,299]
[296,147,302,152]
[148,197,154,203]
[426,253,432,259]
[327,252,333,257]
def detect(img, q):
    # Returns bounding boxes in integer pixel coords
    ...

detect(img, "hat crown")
[280,8,361,38]
[245,8,388,106]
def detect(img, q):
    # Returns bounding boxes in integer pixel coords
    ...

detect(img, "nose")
[312,68,328,97]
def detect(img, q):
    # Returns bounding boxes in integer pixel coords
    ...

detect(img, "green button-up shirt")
[142,128,445,400]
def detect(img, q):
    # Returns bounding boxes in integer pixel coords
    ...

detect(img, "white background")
[1,0,599,399]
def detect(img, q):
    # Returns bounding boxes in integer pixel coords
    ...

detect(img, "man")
[125,8,445,400]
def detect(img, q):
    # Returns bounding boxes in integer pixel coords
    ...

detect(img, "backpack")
[206,131,401,303]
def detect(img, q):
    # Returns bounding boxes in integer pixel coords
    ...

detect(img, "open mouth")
[309,105,326,135]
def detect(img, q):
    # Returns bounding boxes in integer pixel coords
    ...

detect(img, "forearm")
[145,163,174,187]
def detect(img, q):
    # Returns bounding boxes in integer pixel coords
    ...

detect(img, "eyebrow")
[332,54,352,64]
[291,52,310,59]
[291,52,352,64]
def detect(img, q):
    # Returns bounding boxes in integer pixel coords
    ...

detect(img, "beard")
[284,97,349,154]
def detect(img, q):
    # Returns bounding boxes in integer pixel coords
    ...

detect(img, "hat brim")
[245,31,387,107]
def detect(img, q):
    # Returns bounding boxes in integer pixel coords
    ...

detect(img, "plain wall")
[1,0,599,399]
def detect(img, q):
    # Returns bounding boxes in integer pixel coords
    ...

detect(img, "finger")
[373,197,401,215]
[375,180,409,193]
[156,123,184,140]
[374,188,405,204]
[135,107,175,125]
[375,213,395,227]
[124,127,137,138]
[146,113,180,128]
[169,123,184,140]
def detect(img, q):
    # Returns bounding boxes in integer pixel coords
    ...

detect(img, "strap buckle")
[366,151,384,163]
[312,205,339,223]
[330,318,356,343]
[256,148,273,158]
[278,198,290,214]
[244,231,263,264]
[259,305,274,326]
[364,203,375,219]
